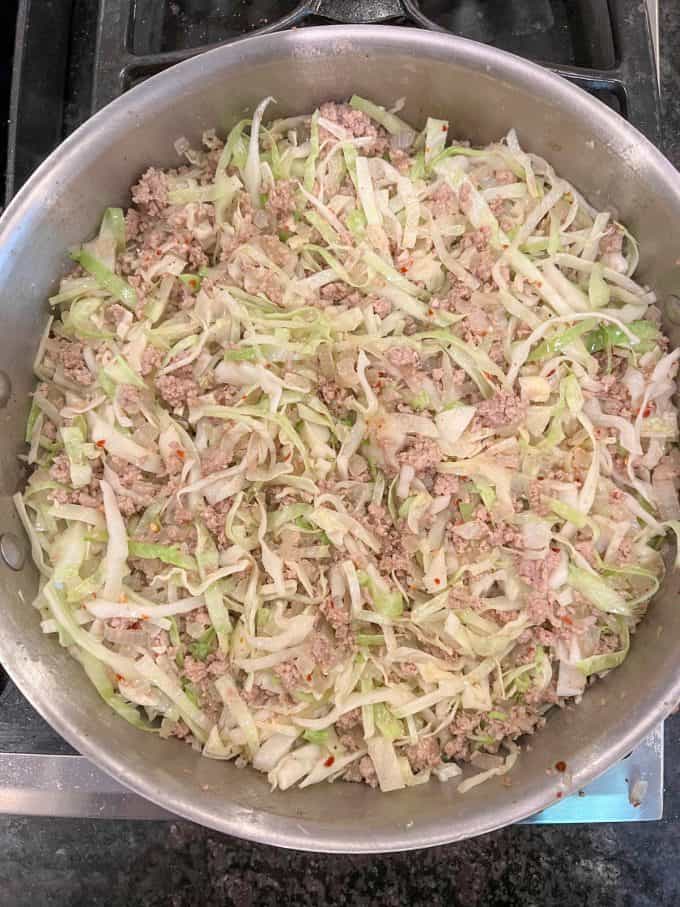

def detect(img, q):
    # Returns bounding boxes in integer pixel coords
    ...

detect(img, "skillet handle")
[313,1,408,23]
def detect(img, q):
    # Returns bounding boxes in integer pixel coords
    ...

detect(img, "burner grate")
[7,0,660,199]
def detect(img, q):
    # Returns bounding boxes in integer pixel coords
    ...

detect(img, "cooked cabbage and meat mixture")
[17,96,680,793]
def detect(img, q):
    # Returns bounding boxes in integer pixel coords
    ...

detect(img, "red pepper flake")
[399,266,409,274]
[306,673,313,682]
[550,544,560,553]
[324,755,335,768]
[555,791,563,799]
[95,439,106,449]
[155,248,163,257]
[428,308,434,316]
[434,577,441,586]
[441,124,447,132]
[555,760,567,773]
[176,448,185,460]
[561,615,573,626]
[115,674,124,682]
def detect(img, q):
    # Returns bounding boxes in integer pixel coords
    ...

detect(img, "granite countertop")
[2,5,680,906]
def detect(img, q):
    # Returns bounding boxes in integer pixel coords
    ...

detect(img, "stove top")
[0,0,664,826]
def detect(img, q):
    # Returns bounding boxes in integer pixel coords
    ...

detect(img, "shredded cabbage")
[17,96,677,797]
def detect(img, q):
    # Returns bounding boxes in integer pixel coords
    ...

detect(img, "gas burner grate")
[7,0,660,200]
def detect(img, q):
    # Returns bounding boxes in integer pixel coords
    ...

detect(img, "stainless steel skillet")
[0,25,678,852]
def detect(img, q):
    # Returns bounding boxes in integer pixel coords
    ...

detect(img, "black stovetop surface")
[0,2,17,201]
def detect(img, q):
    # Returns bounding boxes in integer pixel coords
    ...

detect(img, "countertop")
[2,5,680,906]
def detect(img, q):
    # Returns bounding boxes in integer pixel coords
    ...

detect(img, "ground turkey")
[476,391,525,429]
